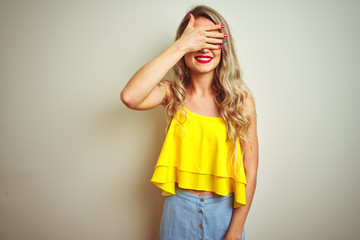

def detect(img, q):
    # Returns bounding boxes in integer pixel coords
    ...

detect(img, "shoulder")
[243,94,257,121]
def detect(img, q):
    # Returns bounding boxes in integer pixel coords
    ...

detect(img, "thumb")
[187,13,195,28]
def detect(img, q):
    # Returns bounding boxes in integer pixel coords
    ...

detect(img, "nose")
[198,48,211,53]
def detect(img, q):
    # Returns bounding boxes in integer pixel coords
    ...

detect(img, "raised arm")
[120,14,226,110]
[120,41,185,110]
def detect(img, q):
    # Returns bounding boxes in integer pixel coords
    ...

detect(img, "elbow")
[120,90,135,109]
[246,172,258,186]
[120,90,143,109]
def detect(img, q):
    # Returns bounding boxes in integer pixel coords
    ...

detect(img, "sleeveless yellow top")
[150,107,247,208]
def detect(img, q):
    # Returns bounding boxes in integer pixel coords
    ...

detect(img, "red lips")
[194,55,213,64]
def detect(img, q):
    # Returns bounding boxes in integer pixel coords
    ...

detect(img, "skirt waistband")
[174,185,234,205]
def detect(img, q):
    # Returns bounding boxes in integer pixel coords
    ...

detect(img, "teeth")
[196,57,212,61]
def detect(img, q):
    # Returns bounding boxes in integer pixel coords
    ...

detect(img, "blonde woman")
[121,5,258,240]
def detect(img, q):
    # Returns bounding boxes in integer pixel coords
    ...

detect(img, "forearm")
[121,40,186,106]
[225,173,257,239]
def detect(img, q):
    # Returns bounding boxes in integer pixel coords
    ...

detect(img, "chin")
[193,66,217,74]
[196,69,215,74]
[189,64,218,74]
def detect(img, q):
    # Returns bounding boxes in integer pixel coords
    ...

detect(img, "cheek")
[184,55,193,67]
[213,51,221,64]
[214,50,222,58]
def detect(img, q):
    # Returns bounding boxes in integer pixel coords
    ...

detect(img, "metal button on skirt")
[158,185,245,240]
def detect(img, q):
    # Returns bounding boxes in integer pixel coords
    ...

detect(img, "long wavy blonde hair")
[163,5,255,176]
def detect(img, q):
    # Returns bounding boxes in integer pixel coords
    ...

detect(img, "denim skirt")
[158,185,245,240]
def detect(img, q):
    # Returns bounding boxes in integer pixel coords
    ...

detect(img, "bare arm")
[120,41,186,110]
[224,96,259,240]
[120,14,226,110]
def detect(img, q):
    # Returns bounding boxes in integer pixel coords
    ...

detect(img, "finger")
[202,24,225,31]
[186,13,195,28]
[205,31,228,39]
[205,37,224,44]
[204,43,222,50]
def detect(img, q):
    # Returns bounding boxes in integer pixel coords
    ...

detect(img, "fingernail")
[189,13,191,18]
[219,45,222,49]
[222,39,227,43]
[221,24,225,28]
[224,33,228,37]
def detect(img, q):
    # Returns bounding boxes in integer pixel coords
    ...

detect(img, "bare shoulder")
[243,94,257,118]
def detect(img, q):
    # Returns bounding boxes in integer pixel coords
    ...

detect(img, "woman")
[121,5,258,240]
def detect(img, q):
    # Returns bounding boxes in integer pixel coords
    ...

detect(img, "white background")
[1,0,359,239]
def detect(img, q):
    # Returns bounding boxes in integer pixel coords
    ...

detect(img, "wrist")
[172,39,188,56]
[223,231,242,240]
[224,228,243,240]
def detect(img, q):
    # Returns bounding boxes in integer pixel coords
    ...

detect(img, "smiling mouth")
[195,56,213,64]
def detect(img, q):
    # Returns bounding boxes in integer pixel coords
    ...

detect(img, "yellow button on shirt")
[150,107,247,208]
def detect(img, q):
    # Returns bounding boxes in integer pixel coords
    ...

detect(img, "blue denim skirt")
[158,185,245,240]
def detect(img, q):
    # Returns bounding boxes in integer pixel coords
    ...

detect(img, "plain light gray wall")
[1,0,359,239]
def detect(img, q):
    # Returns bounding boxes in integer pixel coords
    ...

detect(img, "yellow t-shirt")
[150,107,247,208]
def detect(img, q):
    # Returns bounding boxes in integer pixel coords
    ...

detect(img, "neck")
[188,71,215,96]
